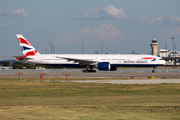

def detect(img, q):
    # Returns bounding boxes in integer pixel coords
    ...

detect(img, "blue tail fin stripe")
[21,46,32,51]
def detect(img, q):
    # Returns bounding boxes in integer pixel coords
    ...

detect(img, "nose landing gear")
[152,66,157,73]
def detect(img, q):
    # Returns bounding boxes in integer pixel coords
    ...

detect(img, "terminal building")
[159,49,180,65]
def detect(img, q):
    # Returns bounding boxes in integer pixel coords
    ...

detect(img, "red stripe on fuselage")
[17,38,32,46]
[142,57,156,59]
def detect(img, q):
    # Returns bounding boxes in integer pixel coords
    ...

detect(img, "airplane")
[12,34,166,73]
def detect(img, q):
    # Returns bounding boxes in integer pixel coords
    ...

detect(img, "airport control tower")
[150,39,158,56]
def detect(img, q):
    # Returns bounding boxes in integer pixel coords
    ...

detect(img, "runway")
[73,79,180,84]
[1,72,180,78]
[1,71,180,84]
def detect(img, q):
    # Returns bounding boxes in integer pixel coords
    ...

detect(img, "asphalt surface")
[73,79,180,84]
[1,72,180,84]
[1,72,180,78]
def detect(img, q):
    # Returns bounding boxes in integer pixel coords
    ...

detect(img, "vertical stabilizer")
[16,34,40,57]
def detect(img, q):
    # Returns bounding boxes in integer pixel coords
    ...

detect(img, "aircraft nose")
[162,60,166,65]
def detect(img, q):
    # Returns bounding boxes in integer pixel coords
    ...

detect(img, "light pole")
[175,44,176,68]
[82,43,84,54]
[101,45,103,54]
[45,48,47,54]
[165,43,167,69]
[172,37,175,69]
[50,42,53,54]
[53,44,55,54]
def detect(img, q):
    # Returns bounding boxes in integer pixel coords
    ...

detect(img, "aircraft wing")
[56,56,97,65]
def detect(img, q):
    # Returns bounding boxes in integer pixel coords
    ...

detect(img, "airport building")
[150,39,180,65]
[159,49,180,65]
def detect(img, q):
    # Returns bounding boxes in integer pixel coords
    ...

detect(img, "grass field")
[0,77,180,120]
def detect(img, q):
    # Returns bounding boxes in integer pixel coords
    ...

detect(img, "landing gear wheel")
[82,65,96,73]
[82,69,96,73]
[152,70,155,73]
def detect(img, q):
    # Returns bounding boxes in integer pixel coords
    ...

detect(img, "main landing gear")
[152,66,157,73]
[82,65,96,73]
[82,69,96,73]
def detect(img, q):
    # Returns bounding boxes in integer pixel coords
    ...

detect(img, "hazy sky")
[1,0,180,60]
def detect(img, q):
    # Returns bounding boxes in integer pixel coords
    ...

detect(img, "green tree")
[12,61,23,69]
[12,61,36,69]
[3,61,10,66]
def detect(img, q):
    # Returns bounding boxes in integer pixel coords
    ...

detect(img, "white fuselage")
[26,54,166,68]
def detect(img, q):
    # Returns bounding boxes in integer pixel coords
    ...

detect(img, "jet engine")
[97,62,117,71]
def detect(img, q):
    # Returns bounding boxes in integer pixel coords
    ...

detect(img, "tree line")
[3,61,64,69]
[3,61,36,69]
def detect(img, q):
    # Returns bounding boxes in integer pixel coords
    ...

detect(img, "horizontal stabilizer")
[12,55,32,60]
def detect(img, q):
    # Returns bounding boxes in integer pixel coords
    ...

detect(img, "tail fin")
[16,34,40,57]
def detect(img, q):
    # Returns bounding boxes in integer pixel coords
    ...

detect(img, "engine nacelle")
[97,62,117,71]
[97,62,110,71]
